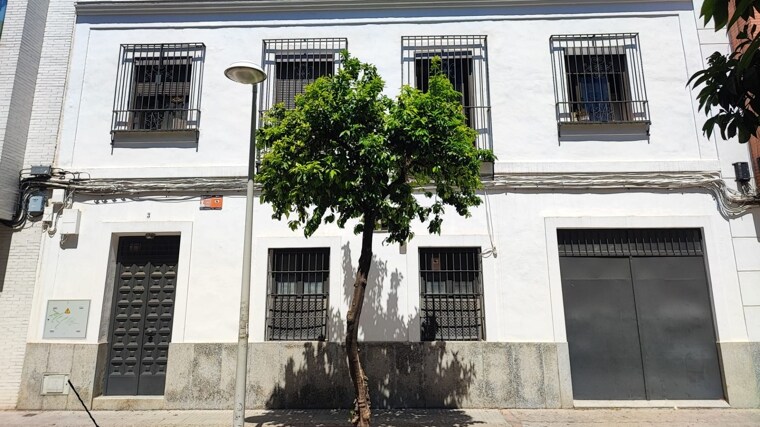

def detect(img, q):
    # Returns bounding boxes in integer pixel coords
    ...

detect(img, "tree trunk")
[346,214,374,427]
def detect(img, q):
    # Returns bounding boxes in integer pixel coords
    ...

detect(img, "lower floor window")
[266,248,329,341]
[419,247,485,341]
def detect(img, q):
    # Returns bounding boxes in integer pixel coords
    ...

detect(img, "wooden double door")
[105,236,180,396]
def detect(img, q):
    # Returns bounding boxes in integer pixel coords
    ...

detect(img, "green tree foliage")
[257,52,493,242]
[256,52,493,426]
[690,0,760,143]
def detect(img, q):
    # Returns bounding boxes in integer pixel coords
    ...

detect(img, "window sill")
[111,129,199,148]
[480,161,494,180]
[558,121,650,142]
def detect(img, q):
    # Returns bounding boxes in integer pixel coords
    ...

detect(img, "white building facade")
[11,0,760,410]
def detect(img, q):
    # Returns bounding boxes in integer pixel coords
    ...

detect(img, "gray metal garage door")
[558,229,723,400]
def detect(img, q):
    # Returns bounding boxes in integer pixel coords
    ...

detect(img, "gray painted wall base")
[16,343,106,410]
[16,341,760,410]
[18,342,567,410]
[718,342,760,408]
[164,342,567,410]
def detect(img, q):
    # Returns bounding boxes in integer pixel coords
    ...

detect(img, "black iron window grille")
[402,35,492,151]
[419,247,485,341]
[550,34,649,127]
[266,248,330,341]
[260,38,347,112]
[111,43,205,138]
[258,38,347,162]
[557,228,704,257]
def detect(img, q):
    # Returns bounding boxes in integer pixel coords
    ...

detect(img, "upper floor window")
[266,248,330,341]
[550,34,650,134]
[402,35,492,151]
[111,43,205,140]
[260,38,347,112]
[419,247,485,341]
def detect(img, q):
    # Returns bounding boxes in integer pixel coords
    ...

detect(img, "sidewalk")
[1,408,760,426]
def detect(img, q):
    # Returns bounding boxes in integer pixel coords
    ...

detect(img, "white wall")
[23,1,757,350]
[25,189,749,345]
[690,0,760,342]
[58,8,718,178]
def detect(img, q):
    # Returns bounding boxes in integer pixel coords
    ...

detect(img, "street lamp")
[224,61,267,427]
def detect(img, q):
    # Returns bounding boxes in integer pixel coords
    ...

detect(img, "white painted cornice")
[75,0,687,16]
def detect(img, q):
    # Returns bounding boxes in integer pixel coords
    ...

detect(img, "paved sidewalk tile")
[1,408,759,427]
[503,409,760,426]
[0,409,506,426]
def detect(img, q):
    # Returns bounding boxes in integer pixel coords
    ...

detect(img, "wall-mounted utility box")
[43,300,90,339]
[28,195,46,216]
[50,189,66,205]
[42,206,54,223]
[42,374,70,395]
[733,162,751,183]
[59,209,81,235]
[30,165,52,178]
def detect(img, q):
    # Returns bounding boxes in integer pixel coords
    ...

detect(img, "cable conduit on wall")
[40,171,758,217]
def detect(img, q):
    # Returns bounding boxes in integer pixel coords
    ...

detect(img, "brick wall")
[0,0,76,409]
[0,0,48,220]
[727,1,760,182]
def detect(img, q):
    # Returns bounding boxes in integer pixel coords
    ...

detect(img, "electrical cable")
[481,186,498,258]
[4,171,759,231]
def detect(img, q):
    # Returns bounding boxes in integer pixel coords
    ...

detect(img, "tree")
[256,52,494,426]
[690,0,760,143]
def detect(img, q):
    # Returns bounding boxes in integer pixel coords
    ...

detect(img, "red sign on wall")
[200,195,223,210]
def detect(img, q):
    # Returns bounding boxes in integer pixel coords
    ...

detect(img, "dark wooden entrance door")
[105,235,180,396]
[558,229,723,400]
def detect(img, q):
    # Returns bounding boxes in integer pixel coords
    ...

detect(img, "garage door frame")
[557,228,724,401]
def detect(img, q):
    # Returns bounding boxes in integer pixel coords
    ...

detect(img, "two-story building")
[9,0,760,411]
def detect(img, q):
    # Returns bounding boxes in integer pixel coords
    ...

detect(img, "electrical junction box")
[733,162,752,182]
[43,300,90,339]
[59,209,81,235]
[30,165,52,178]
[28,195,46,216]
[50,189,66,205]
[42,206,54,223]
[42,374,70,395]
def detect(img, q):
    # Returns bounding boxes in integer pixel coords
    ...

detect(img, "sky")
[0,0,6,32]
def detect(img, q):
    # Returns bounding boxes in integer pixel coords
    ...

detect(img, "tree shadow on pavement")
[245,409,488,427]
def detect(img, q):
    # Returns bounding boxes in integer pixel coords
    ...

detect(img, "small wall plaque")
[200,195,223,210]
[43,300,90,339]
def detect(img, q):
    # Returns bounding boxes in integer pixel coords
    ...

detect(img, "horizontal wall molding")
[75,0,688,16]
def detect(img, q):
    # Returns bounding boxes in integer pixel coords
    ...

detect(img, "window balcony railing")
[550,34,650,135]
[111,43,205,142]
[257,38,347,163]
[402,35,493,152]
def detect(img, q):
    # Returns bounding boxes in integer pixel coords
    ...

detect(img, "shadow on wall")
[341,241,408,341]
[0,228,11,291]
[262,340,477,410]
[259,242,477,412]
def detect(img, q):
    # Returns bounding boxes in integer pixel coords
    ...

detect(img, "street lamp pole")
[224,62,267,427]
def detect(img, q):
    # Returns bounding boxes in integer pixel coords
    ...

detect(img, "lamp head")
[224,61,267,85]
